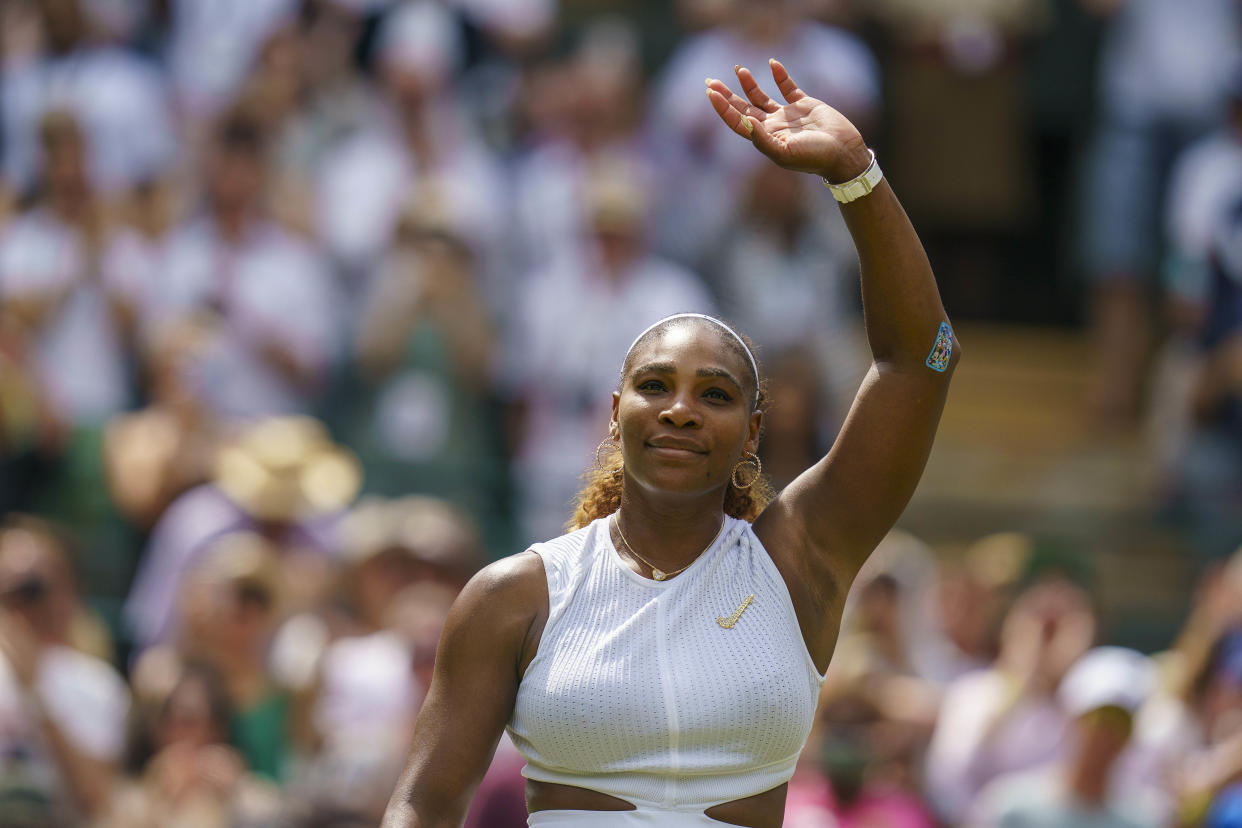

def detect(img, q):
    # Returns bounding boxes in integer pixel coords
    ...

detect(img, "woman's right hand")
[705,60,871,184]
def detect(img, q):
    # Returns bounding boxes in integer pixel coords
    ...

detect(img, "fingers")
[705,86,757,141]
[706,78,763,121]
[705,83,782,157]
[734,65,780,113]
[768,58,806,104]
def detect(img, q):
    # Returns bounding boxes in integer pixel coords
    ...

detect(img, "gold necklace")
[612,513,725,581]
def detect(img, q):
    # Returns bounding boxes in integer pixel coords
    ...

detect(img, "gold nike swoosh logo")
[716,594,755,629]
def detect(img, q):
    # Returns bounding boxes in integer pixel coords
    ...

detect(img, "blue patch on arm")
[925,322,953,373]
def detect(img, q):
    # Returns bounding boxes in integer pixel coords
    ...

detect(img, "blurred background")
[1,0,1242,825]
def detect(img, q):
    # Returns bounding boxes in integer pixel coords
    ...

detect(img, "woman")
[105,664,283,827]
[382,60,959,828]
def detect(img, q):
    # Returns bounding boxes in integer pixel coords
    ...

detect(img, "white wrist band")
[823,149,882,203]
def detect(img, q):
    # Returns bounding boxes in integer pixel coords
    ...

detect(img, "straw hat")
[213,417,362,522]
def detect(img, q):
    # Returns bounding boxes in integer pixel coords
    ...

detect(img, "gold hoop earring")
[731,451,761,490]
[595,436,618,468]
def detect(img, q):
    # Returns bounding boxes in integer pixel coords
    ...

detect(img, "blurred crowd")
[1,0,1242,825]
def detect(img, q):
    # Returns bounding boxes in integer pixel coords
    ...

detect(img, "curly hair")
[566,316,776,531]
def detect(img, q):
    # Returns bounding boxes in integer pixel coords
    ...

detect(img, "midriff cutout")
[526,780,787,827]
[527,780,636,812]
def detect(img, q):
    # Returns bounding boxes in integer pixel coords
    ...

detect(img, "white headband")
[625,313,759,388]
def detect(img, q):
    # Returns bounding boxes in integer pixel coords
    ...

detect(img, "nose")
[659,392,701,429]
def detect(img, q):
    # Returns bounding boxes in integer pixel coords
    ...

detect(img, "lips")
[646,437,707,455]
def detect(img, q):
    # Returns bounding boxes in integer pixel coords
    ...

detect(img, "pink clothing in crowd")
[784,768,935,828]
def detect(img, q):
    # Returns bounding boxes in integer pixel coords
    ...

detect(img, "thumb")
[743,116,779,157]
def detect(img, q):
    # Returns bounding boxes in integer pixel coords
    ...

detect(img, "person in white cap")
[383,56,960,827]
[968,646,1159,828]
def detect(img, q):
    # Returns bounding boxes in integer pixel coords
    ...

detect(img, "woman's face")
[156,677,220,750]
[612,323,761,500]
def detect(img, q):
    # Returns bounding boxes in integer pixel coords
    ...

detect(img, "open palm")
[706,59,869,183]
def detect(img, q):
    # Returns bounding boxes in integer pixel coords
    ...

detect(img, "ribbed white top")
[508,514,825,811]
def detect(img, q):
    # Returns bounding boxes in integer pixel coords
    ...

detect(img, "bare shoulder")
[452,551,547,628]
[463,550,546,598]
[444,550,549,677]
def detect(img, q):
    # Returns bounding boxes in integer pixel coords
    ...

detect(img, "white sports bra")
[507,515,826,812]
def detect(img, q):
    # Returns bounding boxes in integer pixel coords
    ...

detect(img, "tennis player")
[383,58,959,828]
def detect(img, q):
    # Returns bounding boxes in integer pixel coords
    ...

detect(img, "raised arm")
[382,553,547,828]
[706,61,959,624]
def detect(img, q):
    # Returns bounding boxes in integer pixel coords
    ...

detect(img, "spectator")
[315,1,508,287]
[0,109,138,433]
[102,321,224,532]
[1148,63,1242,503]
[105,663,283,827]
[829,530,952,725]
[0,109,146,629]
[649,0,878,269]
[1080,0,1242,425]
[968,646,1158,827]
[268,1,384,231]
[339,496,483,621]
[148,105,342,421]
[925,573,1097,823]
[1164,65,1242,323]
[134,533,299,783]
[930,533,1036,681]
[0,516,130,823]
[332,204,508,547]
[509,18,649,275]
[1166,627,1242,825]
[0,332,49,517]
[1,0,174,197]
[785,730,936,827]
[1114,556,1242,823]
[286,497,481,823]
[125,416,361,650]
[162,0,298,128]
[1163,191,1242,546]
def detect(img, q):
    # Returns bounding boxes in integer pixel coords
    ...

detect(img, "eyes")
[636,378,734,404]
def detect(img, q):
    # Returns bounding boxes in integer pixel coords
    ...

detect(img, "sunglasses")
[1,576,49,606]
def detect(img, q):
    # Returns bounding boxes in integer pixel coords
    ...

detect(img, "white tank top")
[508,514,826,811]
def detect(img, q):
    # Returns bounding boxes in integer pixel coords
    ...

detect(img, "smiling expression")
[611,321,762,499]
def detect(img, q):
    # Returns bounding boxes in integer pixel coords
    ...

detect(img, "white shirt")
[969,766,1155,828]
[1097,0,1242,124]
[1,47,174,194]
[0,209,133,424]
[509,138,654,276]
[1166,130,1242,301]
[151,216,342,419]
[315,106,507,283]
[510,516,824,811]
[164,0,297,120]
[925,668,1069,823]
[0,644,130,813]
